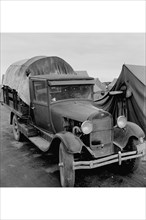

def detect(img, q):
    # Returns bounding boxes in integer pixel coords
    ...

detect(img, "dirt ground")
[0,104,146,187]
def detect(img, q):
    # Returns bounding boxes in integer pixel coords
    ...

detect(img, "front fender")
[52,132,83,154]
[113,121,145,149]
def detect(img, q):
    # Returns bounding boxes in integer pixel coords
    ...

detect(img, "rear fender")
[113,121,145,149]
[50,132,83,154]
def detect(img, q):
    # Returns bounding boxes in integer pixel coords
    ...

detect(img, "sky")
[1,33,145,83]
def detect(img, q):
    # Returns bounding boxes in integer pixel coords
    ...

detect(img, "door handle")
[31,106,35,110]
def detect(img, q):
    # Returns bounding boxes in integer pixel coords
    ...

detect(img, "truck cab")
[29,74,95,133]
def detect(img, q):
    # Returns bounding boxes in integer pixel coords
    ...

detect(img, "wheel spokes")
[14,121,18,131]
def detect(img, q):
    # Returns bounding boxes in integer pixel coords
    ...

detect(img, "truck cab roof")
[30,74,95,86]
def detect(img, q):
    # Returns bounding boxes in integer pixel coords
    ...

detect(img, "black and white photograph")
[0,1,146,220]
[1,32,146,188]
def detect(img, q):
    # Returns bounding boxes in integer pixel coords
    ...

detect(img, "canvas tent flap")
[95,64,146,135]
[3,56,77,105]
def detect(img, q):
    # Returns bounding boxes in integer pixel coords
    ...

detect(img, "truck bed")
[2,86,29,117]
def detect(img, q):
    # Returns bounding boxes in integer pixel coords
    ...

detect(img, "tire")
[119,138,140,173]
[12,115,23,141]
[59,142,75,187]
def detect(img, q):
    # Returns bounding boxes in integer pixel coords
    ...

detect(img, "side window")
[33,81,47,104]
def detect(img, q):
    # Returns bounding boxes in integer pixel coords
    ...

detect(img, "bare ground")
[0,104,146,187]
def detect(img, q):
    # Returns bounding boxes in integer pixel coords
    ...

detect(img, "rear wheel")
[59,142,75,187]
[12,115,23,141]
[119,138,140,173]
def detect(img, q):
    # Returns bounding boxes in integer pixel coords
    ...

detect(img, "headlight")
[81,120,93,134]
[117,116,127,128]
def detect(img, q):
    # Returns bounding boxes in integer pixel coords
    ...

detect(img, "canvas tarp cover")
[3,56,76,105]
[95,64,146,135]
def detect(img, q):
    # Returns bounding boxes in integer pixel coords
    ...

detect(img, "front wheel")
[59,142,75,187]
[119,138,140,173]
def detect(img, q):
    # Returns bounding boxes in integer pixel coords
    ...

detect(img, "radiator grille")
[90,116,113,150]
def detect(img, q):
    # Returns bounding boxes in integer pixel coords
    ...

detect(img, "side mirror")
[109,91,123,96]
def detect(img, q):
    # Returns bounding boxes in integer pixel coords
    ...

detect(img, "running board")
[18,123,38,137]
[29,136,50,152]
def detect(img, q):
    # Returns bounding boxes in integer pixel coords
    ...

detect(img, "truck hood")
[51,100,108,123]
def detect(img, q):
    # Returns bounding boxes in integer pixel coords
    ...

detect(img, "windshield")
[50,85,93,102]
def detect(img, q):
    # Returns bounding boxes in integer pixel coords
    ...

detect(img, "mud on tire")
[59,142,75,187]
[119,138,140,174]
[12,115,23,141]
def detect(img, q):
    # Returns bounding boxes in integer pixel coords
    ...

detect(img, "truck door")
[30,80,52,131]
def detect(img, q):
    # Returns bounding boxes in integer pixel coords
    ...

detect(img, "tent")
[107,78,117,90]
[95,64,146,135]
[95,78,106,91]
[93,78,106,99]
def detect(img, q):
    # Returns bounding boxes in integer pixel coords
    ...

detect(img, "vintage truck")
[2,56,145,187]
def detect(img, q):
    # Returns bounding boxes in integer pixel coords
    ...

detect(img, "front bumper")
[73,142,145,170]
